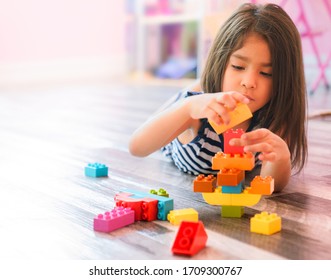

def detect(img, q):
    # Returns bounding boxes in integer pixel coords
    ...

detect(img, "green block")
[221,206,244,218]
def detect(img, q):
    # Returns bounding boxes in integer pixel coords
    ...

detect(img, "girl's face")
[222,33,272,113]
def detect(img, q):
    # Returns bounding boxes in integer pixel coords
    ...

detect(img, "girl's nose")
[240,73,257,89]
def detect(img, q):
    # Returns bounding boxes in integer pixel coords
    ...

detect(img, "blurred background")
[0,0,330,95]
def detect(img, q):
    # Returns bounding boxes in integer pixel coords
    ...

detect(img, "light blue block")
[222,181,244,194]
[85,162,108,177]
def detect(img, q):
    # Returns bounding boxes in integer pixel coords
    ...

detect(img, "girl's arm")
[129,92,250,157]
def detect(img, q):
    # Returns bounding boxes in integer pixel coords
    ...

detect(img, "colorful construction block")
[150,188,169,197]
[141,198,158,221]
[209,103,252,134]
[221,206,244,218]
[193,174,216,193]
[221,181,244,194]
[212,152,254,171]
[202,187,261,206]
[223,128,244,154]
[93,206,134,233]
[85,162,108,177]
[250,211,281,235]
[217,168,245,186]
[246,176,275,195]
[118,189,173,221]
[171,221,208,256]
[167,208,199,225]
[115,194,143,221]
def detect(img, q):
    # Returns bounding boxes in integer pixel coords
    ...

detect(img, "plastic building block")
[217,168,245,186]
[223,129,244,155]
[171,221,208,256]
[202,187,261,206]
[115,194,143,221]
[221,181,244,194]
[193,174,216,193]
[212,152,254,171]
[119,189,173,221]
[167,208,199,225]
[93,206,134,233]
[250,211,281,235]
[246,176,275,195]
[115,193,158,221]
[85,162,108,177]
[209,103,252,134]
[150,188,169,197]
[141,197,158,221]
[221,206,244,218]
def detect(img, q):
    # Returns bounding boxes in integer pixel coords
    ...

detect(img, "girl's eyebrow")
[232,53,272,67]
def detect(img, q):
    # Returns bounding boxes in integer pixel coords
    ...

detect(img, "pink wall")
[0,0,126,63]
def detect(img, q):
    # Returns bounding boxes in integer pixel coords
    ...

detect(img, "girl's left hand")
[229,128,290,162]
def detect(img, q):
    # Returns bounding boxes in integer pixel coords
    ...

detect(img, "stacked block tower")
[194,104,275,218]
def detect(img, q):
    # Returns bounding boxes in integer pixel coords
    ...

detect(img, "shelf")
[139,14,201,25]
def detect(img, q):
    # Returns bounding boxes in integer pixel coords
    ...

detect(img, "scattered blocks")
[223,128,244,154]
[209,103,252,134]
[246,176,275,195]
[85,162,108,177]
[167,208,199,225]
[171,221,208,256]
[193,174,216,193]
[221,205,244,218]
[93,206,134,233]
[250,211,281,235]
[118,189,174,221]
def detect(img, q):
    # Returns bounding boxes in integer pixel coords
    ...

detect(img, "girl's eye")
[260,71,272,77]
[231,64,244,70]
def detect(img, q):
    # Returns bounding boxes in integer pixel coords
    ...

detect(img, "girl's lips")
[243,94,254,101]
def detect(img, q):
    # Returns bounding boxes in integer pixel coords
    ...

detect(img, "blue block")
[222,181,244,194]
[121,189,173,221]
[85,162,108,177]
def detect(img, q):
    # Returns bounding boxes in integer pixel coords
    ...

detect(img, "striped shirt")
[161,91,261,175]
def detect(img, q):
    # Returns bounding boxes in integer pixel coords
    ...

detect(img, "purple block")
[93,207,135,233]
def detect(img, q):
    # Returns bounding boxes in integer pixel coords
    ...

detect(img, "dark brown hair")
[201,3,307,173]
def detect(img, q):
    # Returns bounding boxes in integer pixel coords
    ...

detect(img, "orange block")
[209,103,252,134]
[217,168,245,186]
[212,152,255,171]
[246,176,275,195]
[193,174,216,193]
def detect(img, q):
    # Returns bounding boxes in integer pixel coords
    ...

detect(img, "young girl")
[129,3,308,192]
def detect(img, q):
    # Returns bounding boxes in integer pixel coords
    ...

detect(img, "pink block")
[93,206,135,233]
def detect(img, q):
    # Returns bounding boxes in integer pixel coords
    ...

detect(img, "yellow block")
[250,212,281,235]
[209,103,253,134]
[167,208,199,225]
[202,187,261,206]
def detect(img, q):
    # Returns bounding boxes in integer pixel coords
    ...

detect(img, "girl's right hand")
[188,91,250,125]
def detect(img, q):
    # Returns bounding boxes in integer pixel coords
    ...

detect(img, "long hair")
[201,3,307,173]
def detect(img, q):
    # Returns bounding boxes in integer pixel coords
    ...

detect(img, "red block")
[223,128,244,155]
[115,194,143,221]
[172,221,208,256]
[141,197,158,221]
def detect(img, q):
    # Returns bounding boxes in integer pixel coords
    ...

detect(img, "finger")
[208,103,232,125]
[243,142,272,154]
[241,128,269,141]
[258,152,277,162]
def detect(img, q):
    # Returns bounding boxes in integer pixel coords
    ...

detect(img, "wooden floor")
[0,79,331,260]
